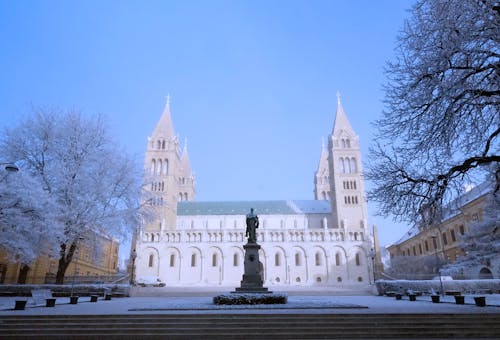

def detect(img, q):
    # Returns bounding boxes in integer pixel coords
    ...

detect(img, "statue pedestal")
[232,242,271,293]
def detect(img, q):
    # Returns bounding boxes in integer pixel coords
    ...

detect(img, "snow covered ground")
[0,294,499,315]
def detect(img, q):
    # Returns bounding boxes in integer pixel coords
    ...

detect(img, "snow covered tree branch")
[367,0,499,223]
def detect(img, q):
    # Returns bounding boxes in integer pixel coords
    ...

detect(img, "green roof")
[177,200,331,216]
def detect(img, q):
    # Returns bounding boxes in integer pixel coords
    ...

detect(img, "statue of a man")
[245,208,259,243]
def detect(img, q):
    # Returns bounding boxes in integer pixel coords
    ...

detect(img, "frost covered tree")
[0,168,60,282]
[1,108,142,283]
[367,0,499,223]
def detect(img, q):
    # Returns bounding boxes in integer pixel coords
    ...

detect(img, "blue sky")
[0,0,415,247]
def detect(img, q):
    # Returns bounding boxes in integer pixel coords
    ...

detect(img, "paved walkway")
[1,293,499,316]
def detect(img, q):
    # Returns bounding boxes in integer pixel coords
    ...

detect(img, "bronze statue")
[245,208,259,243]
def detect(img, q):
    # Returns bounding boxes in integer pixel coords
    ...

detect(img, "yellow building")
[387,182,495,279]
[0,234,119,284]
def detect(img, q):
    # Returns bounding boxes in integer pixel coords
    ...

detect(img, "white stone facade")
[134,95,374,289]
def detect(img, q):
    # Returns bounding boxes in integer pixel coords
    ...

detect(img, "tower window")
[191,254,196,267]
[355,253,361,266]
[148,254,154,267]
[170,254,175,267]
[212,253,217,267]
[150,159,156,175]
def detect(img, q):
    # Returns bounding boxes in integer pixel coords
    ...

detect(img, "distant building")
[0,233,119,284]
[133,95,381,289]
[387,181,499,279]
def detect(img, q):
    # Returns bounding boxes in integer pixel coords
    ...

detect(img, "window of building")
[191,254,196,267]
[212,253,217,267]
[335,253,341,266]
[472,213,479,221]
[425,240,429,252]
[451,229,456,243]
[156,159,162,175]
[350,158,357,173]
[355,253,361,266]
[295,253,301,266]
[418,244,423,254]
[442,232,448,245]
[170,254,175,267]
[275,253,281,266]
[233,253,238,267]
[432,237,438,250]
[412,246,416,256]
[163,159,168,175]
[315,252,321,266]
[459,225,465,235]
[148,254,154,267]
[150,159,156,175]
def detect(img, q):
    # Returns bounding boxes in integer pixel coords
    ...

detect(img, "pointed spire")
[181,138,191,172]
[316,138,329,172]
[332,91,354,136]
[151,95,175,140]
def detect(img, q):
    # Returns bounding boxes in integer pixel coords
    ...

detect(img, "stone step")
[1,313,499,339]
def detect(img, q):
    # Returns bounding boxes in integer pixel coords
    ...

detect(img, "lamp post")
[369,248,376,284]
[130,249,137,285]
[431,235,444,296]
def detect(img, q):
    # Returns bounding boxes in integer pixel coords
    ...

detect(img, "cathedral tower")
[142,96,195,232]
[316,93,368,233]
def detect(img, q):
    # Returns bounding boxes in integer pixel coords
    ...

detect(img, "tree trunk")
[55,242,77,284]
[17,264,30,284]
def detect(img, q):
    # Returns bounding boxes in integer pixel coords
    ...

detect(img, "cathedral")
[133,95,376,288]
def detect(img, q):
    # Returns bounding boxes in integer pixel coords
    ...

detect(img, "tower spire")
[332,91,354,136]
[151,94,175,140]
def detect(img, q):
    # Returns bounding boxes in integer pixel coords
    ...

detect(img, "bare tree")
[1,108,142,283]
[367,0,499,223]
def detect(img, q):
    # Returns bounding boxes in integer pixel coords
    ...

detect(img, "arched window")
[275,253,281,266]
[346,159,351,173]
[150,159,156,175]
[335,253,341,266]
[295,253,301,266]
[148,254,154,267]
[191,254,196,267]
[163,159,168,175]
[346,139,351,148]
[151,234,155,242]
[315,252,321,266]
[355,253,361,266]
[233,253,239,266]
[339,158,345,173]
[157,140,161,149]
[170,254,175,267]
[161,140,165,149]
[184,193,188,201]
[351,158,357,173]
[156,159,162,175]
[322,191,327,200]
[341,139,346,148]
[179,193,183,201]
[212,253,217,267]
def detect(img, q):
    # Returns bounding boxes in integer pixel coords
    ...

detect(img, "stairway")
[1,313,499,339]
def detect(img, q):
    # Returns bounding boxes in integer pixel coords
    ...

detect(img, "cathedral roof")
[177,200,331,216]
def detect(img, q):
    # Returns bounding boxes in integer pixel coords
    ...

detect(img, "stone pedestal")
[232,242,271,293]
